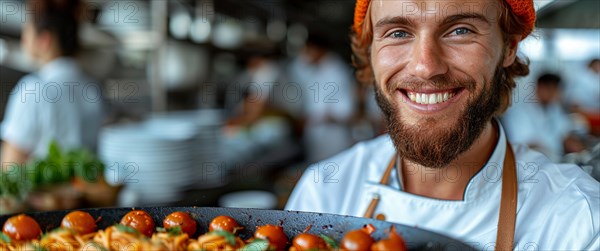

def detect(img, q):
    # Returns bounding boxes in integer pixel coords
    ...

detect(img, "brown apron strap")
[363,155,396,218]
[364,142,518,251]
[495,142,518,251]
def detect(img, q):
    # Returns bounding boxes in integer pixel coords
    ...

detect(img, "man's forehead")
[370,0,502,23]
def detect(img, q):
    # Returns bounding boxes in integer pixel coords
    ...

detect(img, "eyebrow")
[440,13,491,26]
[375,16,415,29]
[374,12,491,29]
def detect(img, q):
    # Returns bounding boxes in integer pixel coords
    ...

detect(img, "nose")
[406,36,449,80]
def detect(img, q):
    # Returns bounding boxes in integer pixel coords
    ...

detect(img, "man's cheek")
[374,69,393,93]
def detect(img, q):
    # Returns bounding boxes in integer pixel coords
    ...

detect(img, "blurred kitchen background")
[0,0,598,213]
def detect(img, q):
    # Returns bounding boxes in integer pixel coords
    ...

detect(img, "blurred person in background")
[222,53,298,163]
[565,58,600,136]
[226,53,281,128]
[1,0,103,168]
[0,0,115,212]
[503,73,586,161]
[287,34,356,162]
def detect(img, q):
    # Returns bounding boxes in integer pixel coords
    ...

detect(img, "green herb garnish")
[238,239,270,251]
[168,226,183,236]
[0,232,11,243]
[319,234,339,249]
[211,230,236,246]
[87,242,109,251]
[114,224,140,235]
[0,163,28,198]
[1,141,105,198]
[156,226,183,236]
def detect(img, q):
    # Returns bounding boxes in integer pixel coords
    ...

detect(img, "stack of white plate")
[148,110,226,189]
[99,110,224,205]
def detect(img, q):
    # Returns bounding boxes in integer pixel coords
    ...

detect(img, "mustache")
[386,74,477,93]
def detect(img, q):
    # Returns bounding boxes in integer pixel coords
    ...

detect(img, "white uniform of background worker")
[286,0,600,250]
[288,35,356,162]
[1,0,103,167]
[503,73,584,161]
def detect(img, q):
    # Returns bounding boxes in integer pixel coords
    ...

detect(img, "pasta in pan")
[39,228,95,251]
[152,232,190,251]
[0,210,407,251]
[90,225,167,251]
[188,231,245,251]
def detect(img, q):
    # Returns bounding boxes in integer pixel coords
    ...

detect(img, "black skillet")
[0,207,474,250]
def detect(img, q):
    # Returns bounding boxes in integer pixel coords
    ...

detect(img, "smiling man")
[285,0,599,250]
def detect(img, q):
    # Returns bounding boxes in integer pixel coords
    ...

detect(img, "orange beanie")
[353,0,535,38]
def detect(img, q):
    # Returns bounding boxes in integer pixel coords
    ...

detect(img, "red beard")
[375,65,504,168]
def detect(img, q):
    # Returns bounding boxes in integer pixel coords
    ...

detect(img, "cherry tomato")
[371,227,407,251]
[209,215,240,233]
[341,225,375,251]
[61,211,97,235]
[292,233,328,251]
[120,210,155,237]
[2,214,42,241]
[254,225,288,251]
[163,212,197,236]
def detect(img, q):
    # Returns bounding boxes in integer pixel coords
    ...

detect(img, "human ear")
[502,35,522,67]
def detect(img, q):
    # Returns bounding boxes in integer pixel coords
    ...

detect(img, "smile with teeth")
[407,91,456,105]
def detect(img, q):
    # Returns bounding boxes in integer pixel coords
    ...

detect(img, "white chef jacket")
[286,120,600,250]
[1,58,103,159]
[564,67,600,114]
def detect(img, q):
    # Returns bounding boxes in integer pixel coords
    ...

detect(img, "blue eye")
[450,28,471,36]
[388,30,409,39]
